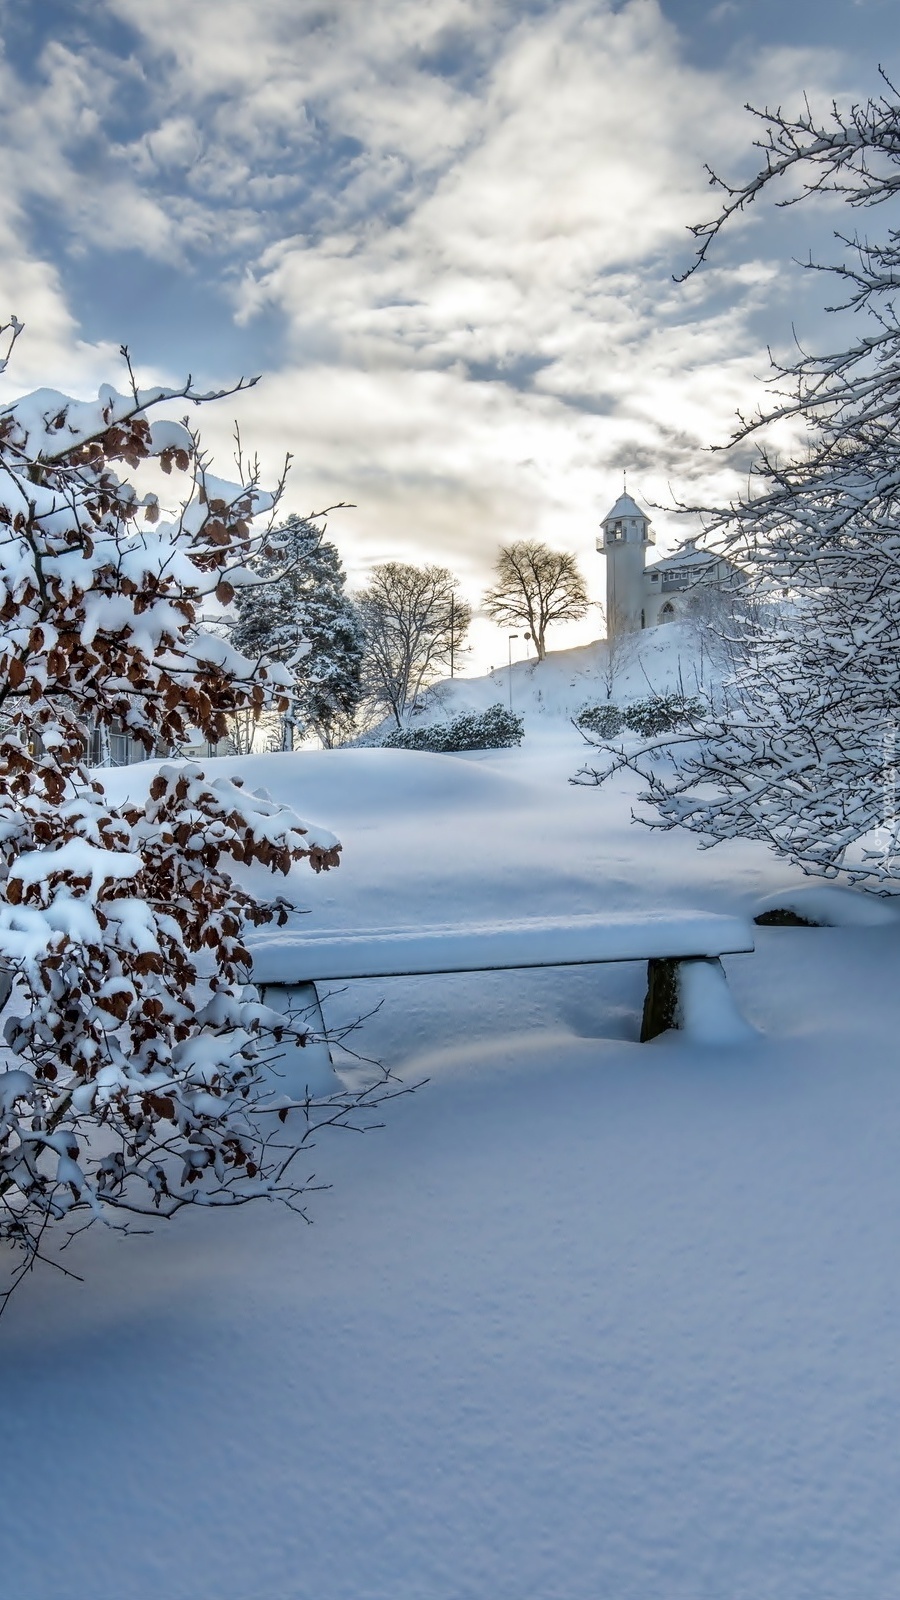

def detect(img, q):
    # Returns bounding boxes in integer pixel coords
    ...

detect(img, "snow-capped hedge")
[381,704,524,751]
[623,693,705,736]
[576,694,704,740]
[574,704,624,739]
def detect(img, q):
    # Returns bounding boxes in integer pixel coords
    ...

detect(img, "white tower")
[597,491,654,636]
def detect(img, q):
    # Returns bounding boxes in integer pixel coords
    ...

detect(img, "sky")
[0,0,894,667]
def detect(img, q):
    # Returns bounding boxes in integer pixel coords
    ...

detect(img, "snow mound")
[754,885,900,928]
[676,955,758,1045]
[101,745,534,829]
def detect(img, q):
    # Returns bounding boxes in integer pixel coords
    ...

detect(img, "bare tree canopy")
[677,72,900,458]
[578,75,900,888]
[683,70,900,286]
[358,561,471,727]
[484,541,589,660]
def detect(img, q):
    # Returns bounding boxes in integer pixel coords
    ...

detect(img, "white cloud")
[0,0,873,665]
[143,116,205,172]
[209,0,823,602]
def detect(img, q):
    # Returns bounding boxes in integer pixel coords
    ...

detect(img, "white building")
[597,491,738,636]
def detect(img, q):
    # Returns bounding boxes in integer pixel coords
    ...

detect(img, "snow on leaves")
[0,341,396,1309]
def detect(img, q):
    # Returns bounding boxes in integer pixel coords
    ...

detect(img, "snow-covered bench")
[249,911,756,1095]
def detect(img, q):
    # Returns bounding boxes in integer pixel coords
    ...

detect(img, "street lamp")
[508,633,519,711]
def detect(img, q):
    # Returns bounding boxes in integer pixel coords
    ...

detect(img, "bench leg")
[641,957,755,1045]
[260,981,340,1097]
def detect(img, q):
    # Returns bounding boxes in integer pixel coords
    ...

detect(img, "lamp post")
[508,633,519,711]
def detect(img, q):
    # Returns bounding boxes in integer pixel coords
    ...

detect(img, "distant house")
[596,491,741,636]
[83,720,149,768]
[84,718,233,768]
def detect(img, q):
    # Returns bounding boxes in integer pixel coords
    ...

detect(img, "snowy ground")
[5,645,900,1599]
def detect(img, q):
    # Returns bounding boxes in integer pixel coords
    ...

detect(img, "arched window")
[659,601,676,623]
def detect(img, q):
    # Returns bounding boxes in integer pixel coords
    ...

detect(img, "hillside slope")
[394,618,723,731]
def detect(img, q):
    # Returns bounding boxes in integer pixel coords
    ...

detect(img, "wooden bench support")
[641,957,681,1042]
[642,956,756,1045]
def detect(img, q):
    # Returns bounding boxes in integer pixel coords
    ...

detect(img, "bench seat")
[248,912,756,1098]
[248,911,754,983]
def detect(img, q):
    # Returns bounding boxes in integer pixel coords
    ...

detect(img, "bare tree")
[595,601,636,702]
[484,541,588,660]
[357,562,471,727]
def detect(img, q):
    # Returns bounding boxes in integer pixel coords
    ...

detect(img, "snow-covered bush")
[0,332,397,1307]
[381,704,523,751]
[622,694,704,737]
[576,697,702,744]
[574,704,624,739]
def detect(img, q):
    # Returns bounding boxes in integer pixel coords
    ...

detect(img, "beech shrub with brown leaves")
[0,331,393,1307]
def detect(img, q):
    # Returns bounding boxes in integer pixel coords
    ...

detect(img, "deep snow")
[4,660,900,1600]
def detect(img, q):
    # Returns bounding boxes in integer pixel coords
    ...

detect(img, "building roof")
[602,492,648,524]
[647,541,719,574]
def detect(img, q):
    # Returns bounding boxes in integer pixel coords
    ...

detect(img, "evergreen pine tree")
[232,515,364,748]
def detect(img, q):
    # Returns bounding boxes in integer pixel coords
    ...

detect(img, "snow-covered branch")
[590,77,900,893]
